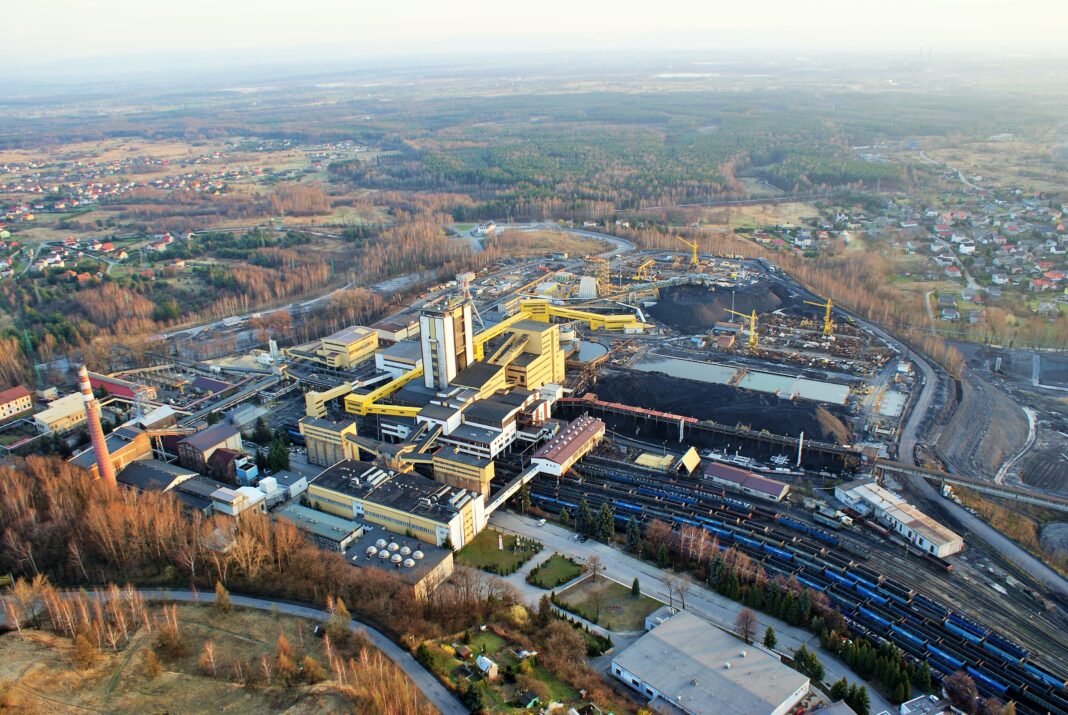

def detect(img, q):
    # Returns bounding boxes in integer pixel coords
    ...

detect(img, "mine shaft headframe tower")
[804,296,834,337]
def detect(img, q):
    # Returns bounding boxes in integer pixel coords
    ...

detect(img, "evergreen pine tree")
[576,496,593,535]
[631,577,641,598]
[597,503,615,541]
[625,517,641,553]
[763,626,777,650]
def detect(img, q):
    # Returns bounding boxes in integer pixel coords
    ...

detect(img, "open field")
[556,575,662,631]
[0,603,400,715]
[485,229,608,257]
[699,201,821,229]
[917,138,1068,192]
[455,529,542,574]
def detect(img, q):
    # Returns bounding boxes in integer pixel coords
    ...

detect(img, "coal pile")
[594,371,852,444]
[648,283,786,333]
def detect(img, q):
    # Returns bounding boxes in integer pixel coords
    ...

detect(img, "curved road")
[854,305,1068,599]
[93,588,466,715]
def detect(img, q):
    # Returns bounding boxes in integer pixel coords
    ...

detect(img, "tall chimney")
[78,365,115,486]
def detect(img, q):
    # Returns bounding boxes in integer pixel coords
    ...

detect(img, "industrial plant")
[24,239,1067,715]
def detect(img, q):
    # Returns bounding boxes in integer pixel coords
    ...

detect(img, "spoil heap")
[648,283,786,333]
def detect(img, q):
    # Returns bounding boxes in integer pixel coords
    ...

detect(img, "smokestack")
[78,365,115,487]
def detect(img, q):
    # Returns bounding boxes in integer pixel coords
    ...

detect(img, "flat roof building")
[432,447,495,497]
[343,530,454,601]
[836,479,963,558]
[307,460,485,548]
[277,503,364,551]
[299,416,358,467]
[611,610,809,715]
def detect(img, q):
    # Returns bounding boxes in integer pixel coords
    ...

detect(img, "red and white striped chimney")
[77,365,115,486]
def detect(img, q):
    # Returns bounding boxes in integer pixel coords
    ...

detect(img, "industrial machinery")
[677,237,700,267]
[726,308,759,348]
[632,258,656,281]
[804,297,835,336]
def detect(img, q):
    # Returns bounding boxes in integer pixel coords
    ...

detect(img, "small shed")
[475,655,499,681]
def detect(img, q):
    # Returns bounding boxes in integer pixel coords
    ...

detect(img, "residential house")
[0,385,32,422]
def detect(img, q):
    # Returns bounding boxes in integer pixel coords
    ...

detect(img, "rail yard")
[37,225,1068,715]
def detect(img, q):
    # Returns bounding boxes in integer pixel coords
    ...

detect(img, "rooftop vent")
[391,554,402,564]
[724,662,731,669]
[365,546,378,557]
[375,538,387,549]
[403,558,416,568]
[400,546,412,556]
[388,542,399,551]
[740,650,747,658]
[413,550,424,560]
[378,549,390,559]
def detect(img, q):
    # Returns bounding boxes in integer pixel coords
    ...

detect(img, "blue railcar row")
[534,477,1060,706]
[774,514,842,547]
[945,619,983,645]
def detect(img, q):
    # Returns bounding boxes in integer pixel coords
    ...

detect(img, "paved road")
[865,311,1068,598]
[492,512,894,714]
[98,588,466,715]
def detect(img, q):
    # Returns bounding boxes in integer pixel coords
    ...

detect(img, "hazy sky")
[10,0,1067,66]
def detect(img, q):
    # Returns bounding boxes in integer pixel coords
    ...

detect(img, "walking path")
[491,512,894,714]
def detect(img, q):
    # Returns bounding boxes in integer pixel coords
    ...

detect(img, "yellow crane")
[725,308,759,348]
[803,297,834,336]
[677,237,699,267]
[632,258,656,281]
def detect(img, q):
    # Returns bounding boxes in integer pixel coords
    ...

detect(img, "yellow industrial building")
[432,447,496,497]
[307,460,485,548]
[288,325,378,370]
[298,416,358,466]
[34,392,94,433]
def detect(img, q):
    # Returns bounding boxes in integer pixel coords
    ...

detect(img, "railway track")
[525,460,1068,714]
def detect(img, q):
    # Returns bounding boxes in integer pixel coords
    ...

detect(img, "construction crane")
[677,237,699,267]
[632,258,656,281]
[725,308,758,348]
[803,297,834,336]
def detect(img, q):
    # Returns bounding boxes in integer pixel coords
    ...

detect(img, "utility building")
[836,478,963,558]
[611,610,810,715]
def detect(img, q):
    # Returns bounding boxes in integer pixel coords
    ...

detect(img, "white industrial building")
[611,610,810,715]
[835,479,963,558]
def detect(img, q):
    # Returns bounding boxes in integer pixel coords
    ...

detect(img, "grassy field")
[556,576,662,632]
[422,625,578,712]
[456,529,541,574]
[527,554,583,589]
[0,603,365,714]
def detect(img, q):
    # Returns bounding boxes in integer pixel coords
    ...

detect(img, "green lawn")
[527,554,583,589]
[456,529,541,575]
[557,575,663,632]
